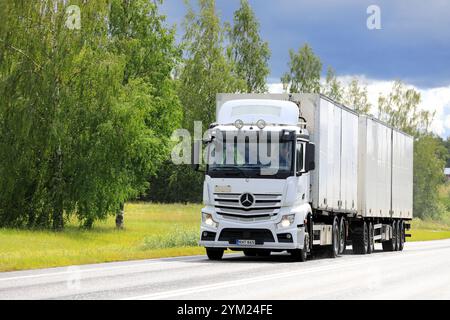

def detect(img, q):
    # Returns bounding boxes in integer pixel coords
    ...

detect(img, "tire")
[367,221,375,254]
[329,216,340,258]
[338,217,346,254]
[393,220,399,251]
[206,248,224,260]
[352,220,369,254]
[398,220,405,251]
[396,220,402,251]
[243,250,257,257]
[382,221,395,251]
[291,233,309,262]
[257,250,271,257]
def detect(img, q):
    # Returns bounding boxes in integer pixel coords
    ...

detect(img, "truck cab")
[194,98,315,261]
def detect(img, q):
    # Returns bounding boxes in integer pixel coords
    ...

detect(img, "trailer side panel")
[392,129,413,219]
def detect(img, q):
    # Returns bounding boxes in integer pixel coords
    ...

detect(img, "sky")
[160,0,450,138]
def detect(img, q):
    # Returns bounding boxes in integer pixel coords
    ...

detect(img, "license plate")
[236,239,255,246]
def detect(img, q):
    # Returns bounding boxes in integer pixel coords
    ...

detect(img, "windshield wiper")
[211,166,249,178]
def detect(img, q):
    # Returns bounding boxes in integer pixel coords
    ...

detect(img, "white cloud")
[268,76,450,137]
[445,115,450,130]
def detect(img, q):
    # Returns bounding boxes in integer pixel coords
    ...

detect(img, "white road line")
[124,251,430,300]
[0,256,207,283]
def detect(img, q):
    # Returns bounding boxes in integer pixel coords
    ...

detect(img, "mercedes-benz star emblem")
[239,193,254,208]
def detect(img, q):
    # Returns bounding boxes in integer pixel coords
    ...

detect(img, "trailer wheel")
[382,221,395,251]
[206,248,224,260]
[394,220,401,251]
[329,216,340,258]
[398,220,405,251]
[352,221,369,254]
[338,217,346,254]
[367,222,375,254]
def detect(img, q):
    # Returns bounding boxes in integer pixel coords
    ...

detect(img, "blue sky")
[161,0,450,138]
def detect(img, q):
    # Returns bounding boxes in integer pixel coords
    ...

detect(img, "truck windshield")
[207,138,294,179]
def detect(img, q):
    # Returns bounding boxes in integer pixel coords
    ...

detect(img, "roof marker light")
[234,119,244,129]
[256,119,266,129]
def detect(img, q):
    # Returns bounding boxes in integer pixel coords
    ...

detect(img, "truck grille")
[218,228,275,244]
[214,193,282,220]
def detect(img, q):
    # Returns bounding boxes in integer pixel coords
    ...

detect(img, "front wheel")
[291,233,309,262]
[243,250,257,257]
[206,248,224,260]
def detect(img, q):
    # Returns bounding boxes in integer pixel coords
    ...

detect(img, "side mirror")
[191,140,201,171]
[305,142,315,172]
[296,146,304,176]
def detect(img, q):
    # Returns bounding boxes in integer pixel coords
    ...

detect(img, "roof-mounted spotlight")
[256,119,266,129]
[234,119,244,129]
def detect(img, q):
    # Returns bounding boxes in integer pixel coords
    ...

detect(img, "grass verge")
[409,218,450,241]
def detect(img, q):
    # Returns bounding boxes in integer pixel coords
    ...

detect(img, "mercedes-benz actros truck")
[193,93,413,261]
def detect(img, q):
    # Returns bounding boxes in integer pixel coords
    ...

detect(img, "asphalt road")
[1,239,450,300]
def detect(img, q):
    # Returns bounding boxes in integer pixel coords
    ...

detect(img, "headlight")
[277,214,295,229]
[202,213,218,229]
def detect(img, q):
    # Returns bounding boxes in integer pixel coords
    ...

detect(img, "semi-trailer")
[193,93,413,261]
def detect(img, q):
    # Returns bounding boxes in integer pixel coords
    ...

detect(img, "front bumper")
[199,209,307,250]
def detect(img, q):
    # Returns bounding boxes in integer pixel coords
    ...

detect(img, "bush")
[142,225,199,249]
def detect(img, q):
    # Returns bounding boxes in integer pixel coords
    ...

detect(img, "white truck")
[193,93,413,261]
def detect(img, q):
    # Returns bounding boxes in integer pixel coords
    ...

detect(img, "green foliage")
[0,0,181,229]
[150,0,246,203]
[443,137,450,167]
[413,135,448,219]
[281,44,322,94]
[322,67,343,102]
[180,0,245,130]
[227,0,270,93]
[342,78,371,114]
[378,81,434,136]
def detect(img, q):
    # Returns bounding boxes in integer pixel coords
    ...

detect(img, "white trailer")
[195,93,413,261]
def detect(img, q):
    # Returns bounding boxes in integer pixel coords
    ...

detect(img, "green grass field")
[0,203,205,272]
[409,218,450,241]
[0,202,449,272]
